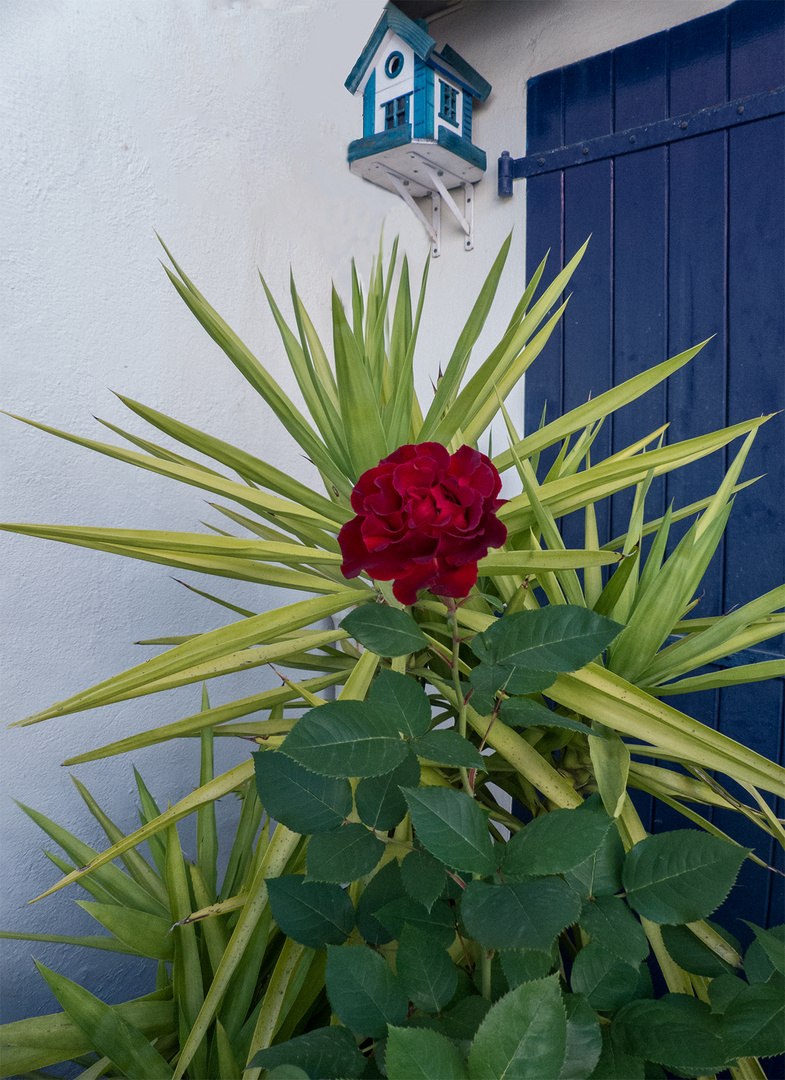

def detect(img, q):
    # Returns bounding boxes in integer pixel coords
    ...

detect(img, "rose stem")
[446,598,474,797]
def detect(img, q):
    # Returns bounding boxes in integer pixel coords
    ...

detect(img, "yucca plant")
[2,235,783,1078]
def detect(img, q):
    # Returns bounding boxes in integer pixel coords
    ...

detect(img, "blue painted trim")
[413,56,428,137]
[385,51,404,79]
[462,94,473,141]
[427,57,482,101]
[382,92,412,131]
[363,70,376,137]
[437,125,487,171]
[347,125,412,163]
[503,86,783,184]
[437,43,491,101]
[345,5,435,95]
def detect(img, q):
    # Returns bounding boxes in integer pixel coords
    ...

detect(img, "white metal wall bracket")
[384,169,474,257]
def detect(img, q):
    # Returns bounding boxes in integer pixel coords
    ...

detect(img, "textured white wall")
[1,0,729,1029]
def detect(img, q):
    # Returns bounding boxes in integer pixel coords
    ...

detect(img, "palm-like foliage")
[2,236,783,1076]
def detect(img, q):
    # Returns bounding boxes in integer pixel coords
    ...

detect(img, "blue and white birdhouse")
[345,4,491,255]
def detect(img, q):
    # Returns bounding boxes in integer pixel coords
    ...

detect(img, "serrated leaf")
[501,946,558,988]
[33,962,173,1079]
[708,972,748,1014]
[564,826,625,899]
[369,668,432,738]
[471,607,622,672]
[461,879,581,952]
[469,664,557,713]
[325,945,408,1038]
[722,979,785,1059]
[578,897,649,966]
[658,923,734,977]
[254,750,352,834]
[743,921,785,975]
[440,994,491,1040]
[281,700,409,778]
[376,897,456,950]
[400,848,447,913]
[501,802,614,880]
[306,824,385,883]
[248,1025,366,1077]
[402,787,496,876]
[560,993,602,1080]
[386,1026,468,1080]
[355,751,420,831]
[499,697,596,736]
[356,859,405,945]
[570,943,642,1012]
[265,876,355,948]
[468,975,567,1079]
[396,924,458,1013]
[415,729,487,771]
[341,606,429,656]
[588,1027,645,1080]
[622,831,748,925]
[611,996,730,1073]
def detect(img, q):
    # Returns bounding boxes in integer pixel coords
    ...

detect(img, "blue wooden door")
[512,1,784,934]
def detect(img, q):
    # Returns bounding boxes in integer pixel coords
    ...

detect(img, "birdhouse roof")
[345,3,490,102]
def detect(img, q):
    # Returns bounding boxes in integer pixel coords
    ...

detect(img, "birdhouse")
[345,4,491,255]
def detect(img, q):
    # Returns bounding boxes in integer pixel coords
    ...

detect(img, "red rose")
[338,442,507,605]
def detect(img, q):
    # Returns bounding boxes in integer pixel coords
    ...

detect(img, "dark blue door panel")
[519,1,784,944]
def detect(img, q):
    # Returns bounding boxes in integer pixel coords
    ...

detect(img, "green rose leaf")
[560,993,602,1080]
[325,944,408,1038]
[253,750,352,834]
[400,847,448,913]
[370,668,432,738]
[467,974,567,1079]
[265,876,354,949]
[248,1026,366,1077]
[306,823,385,883]
[721,978,785,1059]
[341,605,429,657]
[569,942,643,1012]
[622,831,748,925]
[401,786,496,876]
[440,995,492,1040]
[658,923,734,977]
[501,801,614,881]
[267,1067,310,1079]
[355,858,405,945]
[396,923,458,1013]
[469,664,557,714]
[499,697,596,736]
[611,995,730,1073]
[708,972,748,1014]
[415,728,487,771]
[280,700,409,778]
[587,1028,645,1080]
[501,945,558,988]
[742,921,785,975]
[355,751,421,831]
[564,825,625,898]
[376,896,456,950]
[578,896,649,966]
[386,1027,468,1080]
[461,879,581,952]
[471,607,622,672]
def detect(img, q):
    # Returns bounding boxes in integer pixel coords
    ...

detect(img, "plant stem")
[446,599,474,796]
[481,950,494,1000]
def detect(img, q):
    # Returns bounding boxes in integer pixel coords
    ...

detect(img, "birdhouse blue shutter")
[522,0,784,933]
[363,71,376,137]
[462,94,472,141]
[414,56,434,138]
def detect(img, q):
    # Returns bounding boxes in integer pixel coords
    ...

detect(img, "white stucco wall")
[1,0,730,1031]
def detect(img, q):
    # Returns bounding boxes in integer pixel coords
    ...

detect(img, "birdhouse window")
[384,51,404,79]
[439,82,458,126]
[383,94,409,130]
